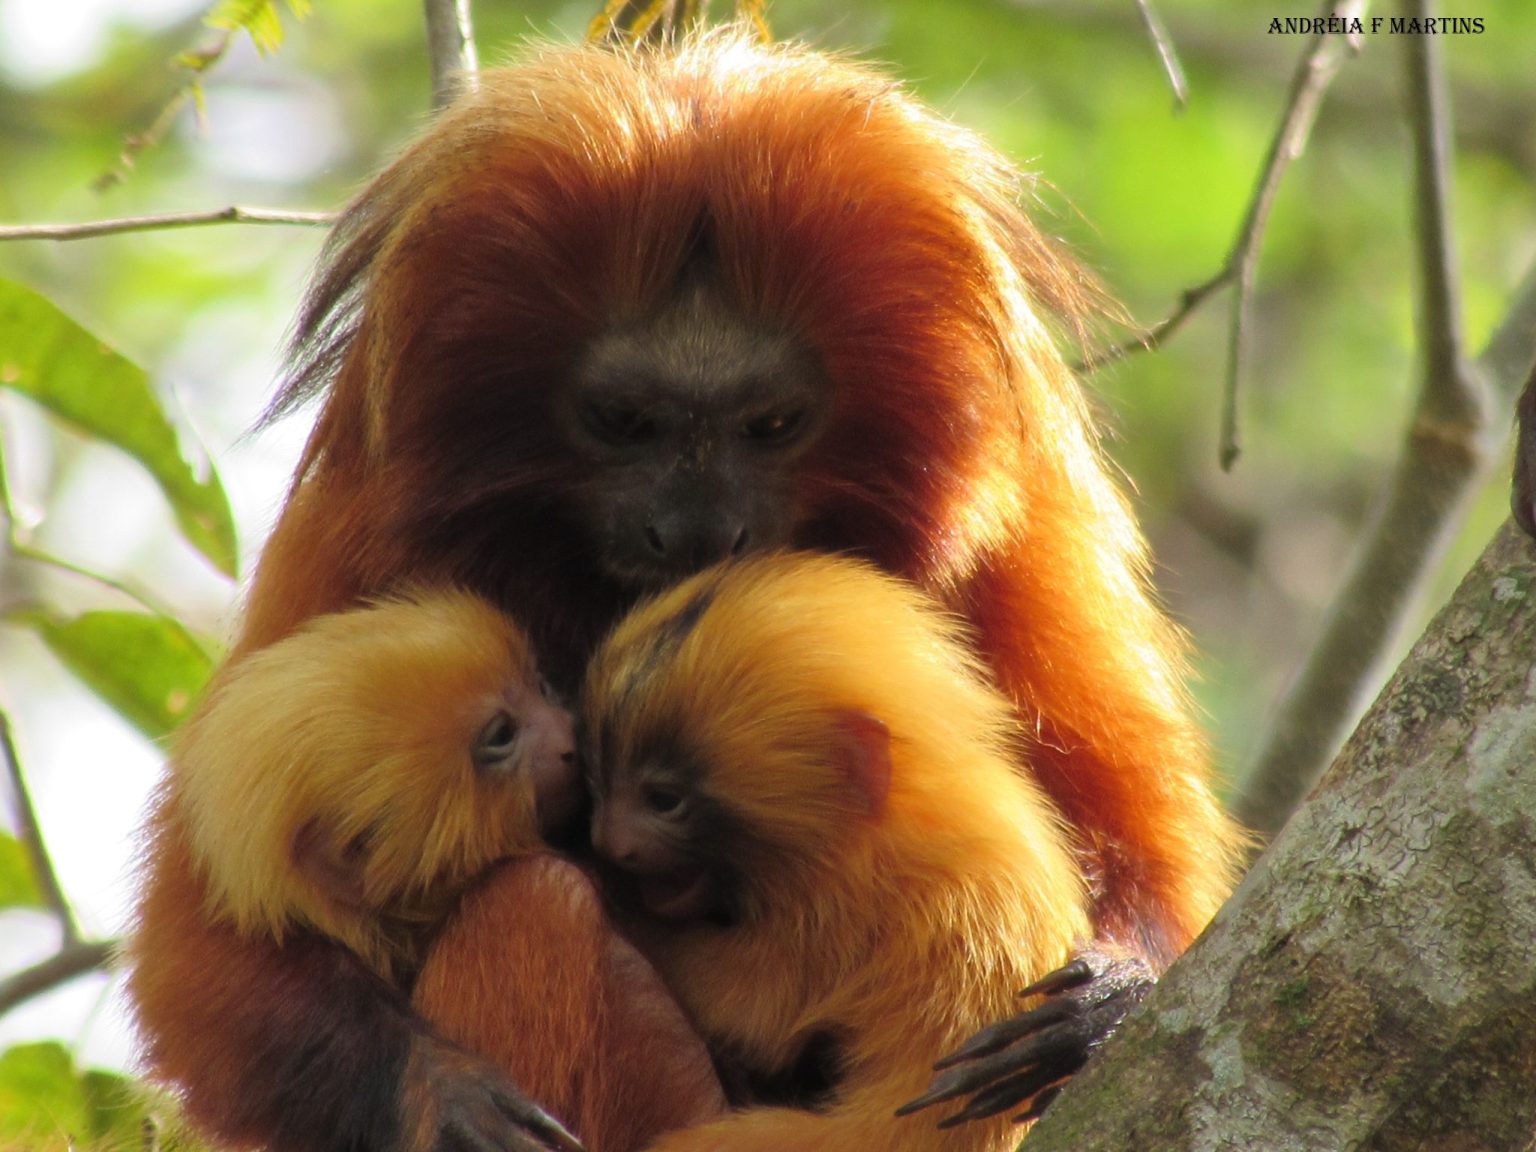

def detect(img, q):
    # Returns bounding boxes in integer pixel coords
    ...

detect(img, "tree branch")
[424,0,479,110]
[1028,520,1536,1149]
[1233,0,1517,838]
[1132,0,1188,109]
[1081,0,1364,388]
[0,207,334,243]
[1,708,80,944]
[0,939,117,1017]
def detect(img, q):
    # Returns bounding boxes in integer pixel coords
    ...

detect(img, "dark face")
[586,741,738,925]
[553,282,831,588]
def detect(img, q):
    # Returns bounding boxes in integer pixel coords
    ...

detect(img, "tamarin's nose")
[590,811,639,867]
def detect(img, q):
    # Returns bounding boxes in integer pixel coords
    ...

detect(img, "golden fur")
[585,552,1093,1150]
[171,591,546,981]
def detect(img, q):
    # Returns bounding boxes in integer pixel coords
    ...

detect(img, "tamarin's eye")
[584,400,661,447]
[473,710,520,770]
[641,785,686,816]
[741,408,804,444]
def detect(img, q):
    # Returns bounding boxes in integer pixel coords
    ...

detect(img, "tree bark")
[1026,519,1536,1151]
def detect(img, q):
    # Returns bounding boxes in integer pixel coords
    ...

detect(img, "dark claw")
[415,1035,586,1152]
[898,1020,1075,1115]
[490,1087,585,1152]
[930,997,1075,1069]
[934,1061,1072,1129]
[897,946,1154,1129]
[1016,956,1093,999]
[1013,1084,1062,1126]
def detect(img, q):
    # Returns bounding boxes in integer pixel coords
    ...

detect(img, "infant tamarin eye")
[642,784,687,817]
[474,710,521,771]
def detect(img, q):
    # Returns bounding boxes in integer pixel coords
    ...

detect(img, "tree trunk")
[1025,519,1536,1151]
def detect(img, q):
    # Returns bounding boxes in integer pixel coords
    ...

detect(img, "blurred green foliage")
[0,0,1531,1140]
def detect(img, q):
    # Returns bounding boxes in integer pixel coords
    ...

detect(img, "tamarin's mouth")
[635,868,713,922]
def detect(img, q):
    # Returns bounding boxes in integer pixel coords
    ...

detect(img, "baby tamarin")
[169,589,581,982]
[582,552,1094,1151]
[159,590,723,1150]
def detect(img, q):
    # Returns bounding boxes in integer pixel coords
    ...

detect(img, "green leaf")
[0,280,239,578]
[0,1042,88,1143]
[0,1046,191,1148]
[207,0,286,54]
[7,609,215,742]
[0,834,43,911]
[81,1068,150,1145]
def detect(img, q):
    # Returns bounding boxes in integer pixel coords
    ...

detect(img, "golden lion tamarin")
[581,552,1093,1150]
[166,590,578,983]
[130,30,1245,1151]
[141,592,722,1152]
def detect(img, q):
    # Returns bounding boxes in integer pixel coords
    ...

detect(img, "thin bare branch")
[1402,1,1474,425]
[0,939,116,1017]
[1221,0,1367,468]
[95,28,235,192]
[0,207,334,243]
[1133,0,1188,109]
[424,0,479,109]
[1,708,81,945]
[1234,0,1511,838]
[1078,271,1227,373]
[1080,0,1364,400]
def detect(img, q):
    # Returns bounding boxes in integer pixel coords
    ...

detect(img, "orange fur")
[584,552,1093,1151]
[130,30,1244,1151]
[414,857,725,1152]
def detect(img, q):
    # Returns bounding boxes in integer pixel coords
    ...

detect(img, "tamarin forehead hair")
[583,551,1021,773]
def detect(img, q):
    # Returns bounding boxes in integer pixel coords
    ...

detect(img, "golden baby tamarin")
[150,589,724,1152]
[582,552,1094,1151]
[166,589,581,983]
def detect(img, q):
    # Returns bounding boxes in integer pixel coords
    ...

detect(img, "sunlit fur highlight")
[170,591,546,982]
[585,552,1093,1150]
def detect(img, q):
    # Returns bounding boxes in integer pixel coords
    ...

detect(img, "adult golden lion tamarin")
[581,552,1092,1150]
[130,29,1246,1152]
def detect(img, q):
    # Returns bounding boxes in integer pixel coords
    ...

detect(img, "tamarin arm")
[128,816,578,1152]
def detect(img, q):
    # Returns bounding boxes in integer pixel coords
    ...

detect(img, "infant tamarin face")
[287,589,582,912]
[581,553,915,928]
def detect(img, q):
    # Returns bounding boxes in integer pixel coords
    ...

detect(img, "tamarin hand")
[896,948,1153,1127]
[401,1035,584,1152]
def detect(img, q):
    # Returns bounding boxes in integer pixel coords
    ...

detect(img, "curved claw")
[934,1062,1072,1129]
[407,1034,586,1152]
[1016,956,1094,999]
[487,1086,585,1152]
[930,997,1076,1070]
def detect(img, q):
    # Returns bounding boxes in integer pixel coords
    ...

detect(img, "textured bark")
[1026,519,1536,1152]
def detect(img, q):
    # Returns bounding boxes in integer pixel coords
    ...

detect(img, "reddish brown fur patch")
[414,857,724,1152]
[128,801,410,1152]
